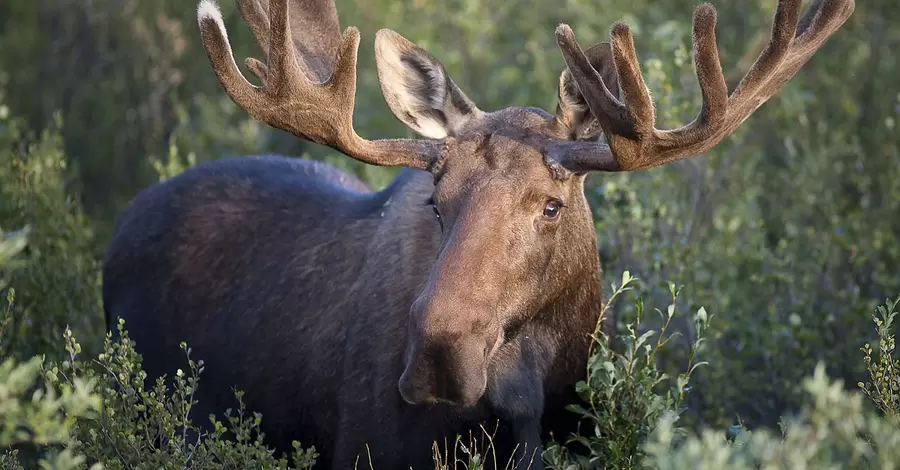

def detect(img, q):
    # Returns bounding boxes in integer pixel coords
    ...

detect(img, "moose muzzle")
[398,333,497,407]
[398,297,503,408]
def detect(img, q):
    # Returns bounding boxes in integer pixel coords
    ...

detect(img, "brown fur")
[103,0,853,468]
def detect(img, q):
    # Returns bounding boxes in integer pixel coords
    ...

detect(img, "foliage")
[585,2,900,426]
[0,227,28,357]
[0,319,320,470]
[0,227,28,280]
[0,173,319,468]
[0,354,102,470]
[0,331,99,453]
[643,364,900,470]
[0,104,103,361]
[1,283,899,470]
[859,295,900,421]
[542,273,709,470]
[68,320,319,470]
[541,295,900,470]
[0,244,102,470]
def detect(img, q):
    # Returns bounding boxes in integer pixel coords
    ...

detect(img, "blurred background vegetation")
[0,0,899,466]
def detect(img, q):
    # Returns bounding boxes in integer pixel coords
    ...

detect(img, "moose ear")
[554,42,621,141]
[374,29,481,139]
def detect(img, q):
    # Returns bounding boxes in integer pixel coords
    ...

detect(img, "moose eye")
[426,196,443,229]
[542,200,562,220]
[427,197,441,219]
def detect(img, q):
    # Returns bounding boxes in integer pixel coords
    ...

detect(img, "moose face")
[397,122,601,406]
[377,34,612,406]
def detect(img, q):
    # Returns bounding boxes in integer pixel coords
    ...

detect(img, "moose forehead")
[434,106,566,179]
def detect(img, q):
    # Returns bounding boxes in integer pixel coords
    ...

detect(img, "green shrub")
[1,265,898,470]
[0,350,101,470]
[544,294,900,470]
[66,320,319,470]
[859,295,900,420]
[644,363,900,469]
[0,227,28,278]
[0,105,103,361]
[1,192,319,468]
[1,319,320,470]
[0,244,103,470]
[543,273,711,470]
[0,227,28,358]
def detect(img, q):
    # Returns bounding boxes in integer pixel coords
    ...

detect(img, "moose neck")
[538,226,606,390]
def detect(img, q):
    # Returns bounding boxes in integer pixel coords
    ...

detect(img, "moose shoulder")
[101,0,854,468]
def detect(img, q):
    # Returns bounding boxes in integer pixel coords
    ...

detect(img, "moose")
[101,0,854,468]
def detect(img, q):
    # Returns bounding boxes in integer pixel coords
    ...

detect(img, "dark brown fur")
[103,0,853,468]
[104,111,606,469]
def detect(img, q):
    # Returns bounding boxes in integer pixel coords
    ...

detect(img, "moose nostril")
[398,382,414,404]
[398,375,426,405]
[398,357,439,405]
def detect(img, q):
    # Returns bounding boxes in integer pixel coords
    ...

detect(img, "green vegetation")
[1,0,898,468]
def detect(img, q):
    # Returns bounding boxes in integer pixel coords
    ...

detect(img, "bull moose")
[101,0,855,468]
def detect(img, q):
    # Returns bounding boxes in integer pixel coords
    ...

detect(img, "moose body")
[104,154,594,468]
[102,0,854,468]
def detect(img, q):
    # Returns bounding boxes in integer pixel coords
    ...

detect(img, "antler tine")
[555,25,633,138]
[607,21,657,137]
[197,0,442,170]
[234,0,271,83]
[548,0,855,173]
[197,0,267,114]
[235,0,270,57]
[728,0,854,114]
[715,0,803,130]
[266,0,303,91]
[667,4,728,142]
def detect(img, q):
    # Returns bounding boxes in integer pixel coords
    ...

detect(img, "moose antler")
[196,0,442,170]
[545,0,855,173]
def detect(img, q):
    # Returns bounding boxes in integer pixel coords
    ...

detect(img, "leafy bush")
[644,362,900,469]
[590,64,900,431]
[544,273,711,470]
[0,227,27,357]
[0,233,102,470]
[69,320,319,470]
[0,349,101,470]
[0,104,103,360]
[547,295,900,470]
[1,297,898,470]
[0,319,321,470]
[859,295,900,421]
